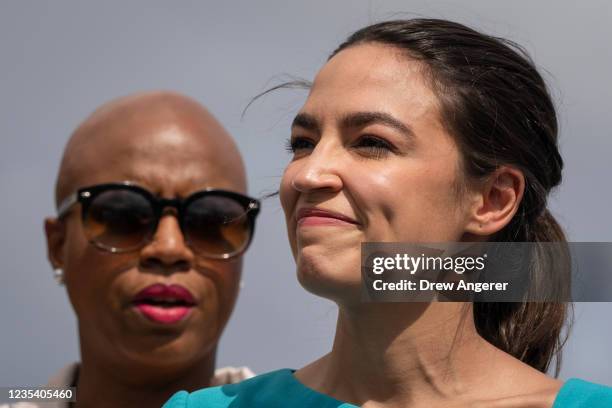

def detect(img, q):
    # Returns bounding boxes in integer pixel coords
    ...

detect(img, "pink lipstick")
[296,207,359,227]
[131,284,196,324]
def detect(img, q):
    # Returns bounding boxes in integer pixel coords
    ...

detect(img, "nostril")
[140,257,191,273]
[140,258,158,270]
[172,260,191,272]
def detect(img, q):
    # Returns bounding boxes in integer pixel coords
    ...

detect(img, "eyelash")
[285,135,395,159]
[285,137,314,153]
[355,135,395,158]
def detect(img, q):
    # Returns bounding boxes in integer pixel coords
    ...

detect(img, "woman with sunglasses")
[164,19,612,408]
[21,91,261,408]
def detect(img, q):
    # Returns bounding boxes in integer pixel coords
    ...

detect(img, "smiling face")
[45,92,247,378]
[280,44,474,304]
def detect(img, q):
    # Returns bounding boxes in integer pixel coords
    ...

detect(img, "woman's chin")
[120,342,208,374]
[106,329,215,370]
[296,261,362,304]
[294,244,362,302]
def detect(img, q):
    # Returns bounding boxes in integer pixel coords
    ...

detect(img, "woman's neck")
[296,302,524,408]
[75,349,216,408]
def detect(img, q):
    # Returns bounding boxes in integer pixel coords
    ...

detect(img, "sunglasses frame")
[57,181,261,259]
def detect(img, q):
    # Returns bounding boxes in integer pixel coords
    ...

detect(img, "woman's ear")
[44,217,66,269]
[464,166,525,236]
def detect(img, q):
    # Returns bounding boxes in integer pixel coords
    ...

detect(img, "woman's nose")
[139,214,194,273]
[290,143,344,194]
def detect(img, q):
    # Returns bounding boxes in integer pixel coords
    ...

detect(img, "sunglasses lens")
[84,189,155,251]
[183,195,252,257]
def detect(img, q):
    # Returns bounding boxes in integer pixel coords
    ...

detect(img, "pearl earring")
[53,268,65,285]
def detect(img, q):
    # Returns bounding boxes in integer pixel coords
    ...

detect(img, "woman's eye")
[354,135,394,158]
[285,137,315,154]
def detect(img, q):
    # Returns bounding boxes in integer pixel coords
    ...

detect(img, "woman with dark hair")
[165,19,612,407]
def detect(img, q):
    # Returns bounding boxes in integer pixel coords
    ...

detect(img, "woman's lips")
[131,283,196,325]
[296,207,359,227]
[133,304,192,324]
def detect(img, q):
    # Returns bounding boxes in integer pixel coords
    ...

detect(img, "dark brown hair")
[330,19,570,374]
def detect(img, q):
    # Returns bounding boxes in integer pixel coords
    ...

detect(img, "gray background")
[1,0,611,386]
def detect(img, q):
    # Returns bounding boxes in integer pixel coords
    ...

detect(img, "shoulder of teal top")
[553,378,612,408]
[162,368,359,408]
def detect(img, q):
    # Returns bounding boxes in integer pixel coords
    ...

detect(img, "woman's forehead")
[316,43,428,90]
[58,121,245,202]
[55,92,246,205]
[305,43,438,121]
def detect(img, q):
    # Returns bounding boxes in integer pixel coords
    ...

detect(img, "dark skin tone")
[44,91,247,408]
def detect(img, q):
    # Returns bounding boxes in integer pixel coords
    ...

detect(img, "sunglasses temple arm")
[57,193,79,218]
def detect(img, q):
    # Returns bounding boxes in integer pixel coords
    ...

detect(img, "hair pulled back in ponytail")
[330,19,570,374]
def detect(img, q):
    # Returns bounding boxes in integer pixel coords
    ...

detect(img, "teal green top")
[553,378,612,407]
[163,369,612,408]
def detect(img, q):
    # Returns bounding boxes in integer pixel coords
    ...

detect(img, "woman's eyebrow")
[341,111,415,140]
[291,112,320,134]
